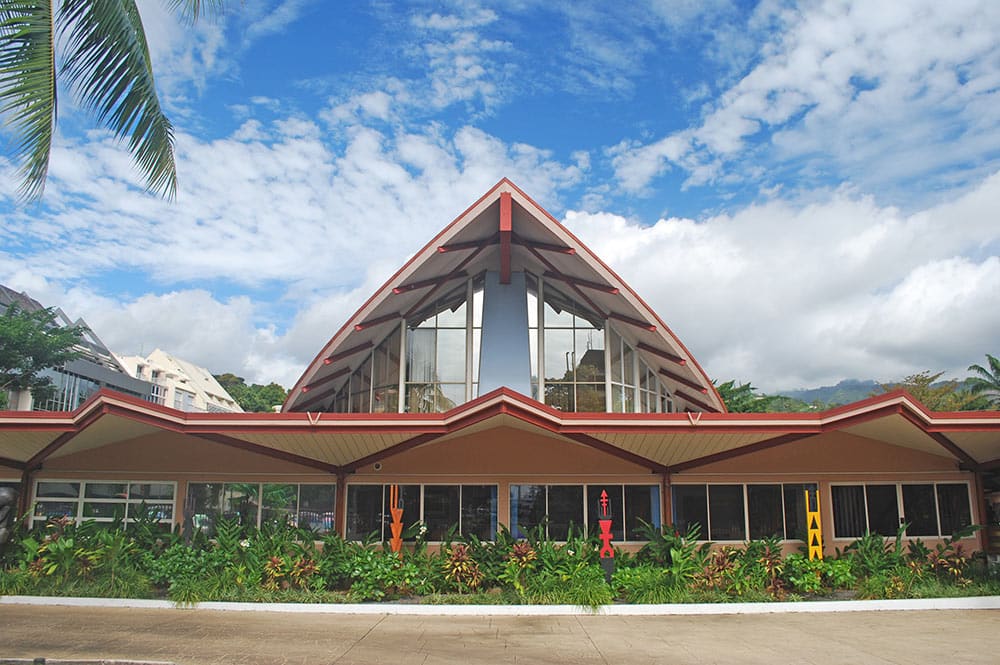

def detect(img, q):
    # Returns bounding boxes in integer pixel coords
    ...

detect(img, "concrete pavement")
[1,604,998,664]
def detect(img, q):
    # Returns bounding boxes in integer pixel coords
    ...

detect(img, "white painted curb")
[3,595,999,615]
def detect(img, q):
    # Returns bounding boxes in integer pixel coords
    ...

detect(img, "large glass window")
[672,483,818,542]
[539,281,605,412]
[509,484,660,541]
[33,480,175,528]
[187,482,336,536]
[831,482,972,539]
[346,484,496,541]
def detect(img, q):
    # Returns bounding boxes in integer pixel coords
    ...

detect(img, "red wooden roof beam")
[499,192,512,284]
[543,271,619,294]
[354,312,402,331]
[658,367,709,394]
[323,341,373,365]
[301,366,351,393]
[393,272,467,294]
[636,342,686,366]
[510,232,575,254]
[674,389,720,413]
[437,235,497,253]
[608,312,656,332]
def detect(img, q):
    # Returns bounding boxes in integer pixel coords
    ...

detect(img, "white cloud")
[613,0,1000,199]
[565,171,1000,391]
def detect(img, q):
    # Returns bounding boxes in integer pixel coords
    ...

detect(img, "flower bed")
[1,515,997,608]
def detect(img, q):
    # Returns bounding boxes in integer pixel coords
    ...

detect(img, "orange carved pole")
[389,484,404,558]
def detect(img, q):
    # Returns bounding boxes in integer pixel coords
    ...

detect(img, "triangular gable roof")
[284,178,725,413]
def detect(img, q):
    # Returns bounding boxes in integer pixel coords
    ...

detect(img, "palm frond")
[167,0,226,23]
[0,0,57,201]
[59,0,176,199]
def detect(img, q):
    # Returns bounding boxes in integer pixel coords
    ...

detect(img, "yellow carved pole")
[805,488,823,560]
[389,484,404,558]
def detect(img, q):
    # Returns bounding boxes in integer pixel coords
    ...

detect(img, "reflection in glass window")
[346,484,496,542]
[187,482,336,536]
[509,484,658,541]
[32,480,176,529]
[831,483,971,539]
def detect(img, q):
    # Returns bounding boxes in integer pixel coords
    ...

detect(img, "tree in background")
[966,354,1000,409]
[215,373,288,413]
[714,379,822,413]
[873,370,986,412]
[0,0,223,200]
[0,304,84,408]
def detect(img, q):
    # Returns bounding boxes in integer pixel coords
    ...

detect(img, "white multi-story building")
[115,349,243,414]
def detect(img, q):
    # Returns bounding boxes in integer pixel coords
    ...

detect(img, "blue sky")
[1,0,999,393]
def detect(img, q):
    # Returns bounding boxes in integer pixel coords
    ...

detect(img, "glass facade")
[324,271,681,414]
[186,482,336,536]
[32,480,176,528]
[509,484,660,541]
[831,482,972,539]
[672,483,818,541]
[346,484,497,541]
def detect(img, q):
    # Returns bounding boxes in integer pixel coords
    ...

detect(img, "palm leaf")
[0,0,57,201]
[167,0,226,23]
[59,0,176,199]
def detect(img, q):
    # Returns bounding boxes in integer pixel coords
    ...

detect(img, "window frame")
[671,482,819,543]
[508,482,662,542]
[345,483,498,542]
[31,479,177,529]
[185,481,337,536]
[829,481,974,540]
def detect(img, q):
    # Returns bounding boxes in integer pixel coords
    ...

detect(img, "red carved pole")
[598,489,615,583]
[389,484,404,559]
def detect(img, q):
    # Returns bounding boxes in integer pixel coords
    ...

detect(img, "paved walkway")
[1,604,998,664]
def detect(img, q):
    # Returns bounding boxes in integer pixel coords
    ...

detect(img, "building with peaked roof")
[1,180,998,553]
[115,349,243,414]
[0,285,157,412]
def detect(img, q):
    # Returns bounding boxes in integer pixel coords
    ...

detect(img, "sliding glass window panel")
[832,485,866,538]
[84,483,127,499]
[625,485,660,540]
[130,483,174,500]
[708,485,746,541]
[544,383,573,412]
[223,483,260,528]
[436,328,466,383]
[34,501,77,521]
[575,383,606,413]
[510,485,546,540]
[437,383,465,412]
[407,328,436,383]
[548,485,584,540]
[461,485,497,540]
[82,502,125,520]
[186,483,223,536]
[261,483,298,528]
[382,484,421,541]
[747,484,784,540]
[588,485,624,540]
[346,485,384,541]
[297,484,336,535]
[575,329,605,382]
[937,484,972,536]
[424,485,460,541]
[544,329,575,382]
[782,483,817,541]
[901,484,938,537]
[672,485,708,539]
[36,482,80,498]
[865,484,899,536]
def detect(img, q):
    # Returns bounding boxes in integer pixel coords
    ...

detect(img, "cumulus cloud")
[613,0,1000,201]
[565,172,1000,391]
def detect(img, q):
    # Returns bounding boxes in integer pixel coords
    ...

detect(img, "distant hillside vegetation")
[780,379,879,407]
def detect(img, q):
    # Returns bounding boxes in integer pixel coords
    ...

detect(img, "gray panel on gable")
[478,271,531,396]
